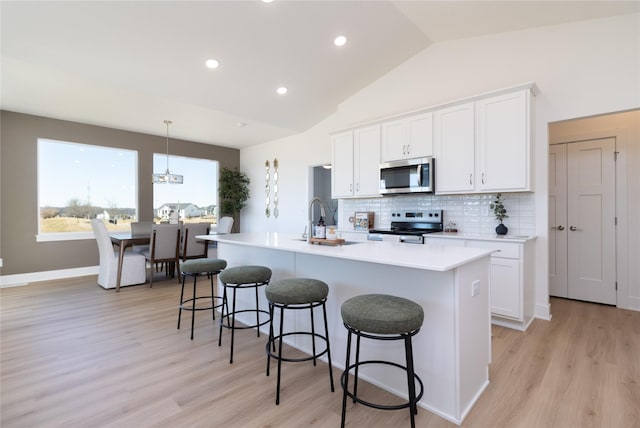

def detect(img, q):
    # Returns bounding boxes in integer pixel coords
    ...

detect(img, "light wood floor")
[1,276,639,427]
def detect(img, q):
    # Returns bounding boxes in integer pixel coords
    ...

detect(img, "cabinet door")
[407,111,433,158]
[331,131,354,198]
[490,257,521,319]
[434,102,475,193]
[476,90,530,191]
[381,112,433,162]
[381,119,407,162]
[354,125,381,197]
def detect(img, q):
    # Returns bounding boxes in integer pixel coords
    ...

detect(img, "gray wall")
[0,110,239,275]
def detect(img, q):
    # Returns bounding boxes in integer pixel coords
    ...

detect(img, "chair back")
[182,223,210,260]
[216,216,234,234]
[131,221,153,236]
[91,219,115,263]
[150,224,181,261]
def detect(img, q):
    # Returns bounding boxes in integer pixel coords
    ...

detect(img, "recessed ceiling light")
[205,59,220,69]
[334,35,347,47]
[262,0,273,3]
[276,87,288,95]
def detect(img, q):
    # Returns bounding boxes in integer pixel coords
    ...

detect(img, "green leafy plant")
[219,167,250,231]
[489,193,509,224]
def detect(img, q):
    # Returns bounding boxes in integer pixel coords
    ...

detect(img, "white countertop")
[426,232,536,243]
[198,232,494,272]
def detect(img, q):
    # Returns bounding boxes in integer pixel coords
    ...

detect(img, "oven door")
[379,157,434,194]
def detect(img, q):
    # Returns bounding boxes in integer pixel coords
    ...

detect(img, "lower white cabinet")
[426,236,534,331]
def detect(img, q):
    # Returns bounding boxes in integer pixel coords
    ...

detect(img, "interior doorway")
[311,165,337,226]
[549,138,616,305]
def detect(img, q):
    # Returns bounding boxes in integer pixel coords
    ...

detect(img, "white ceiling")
[2,1,638,149]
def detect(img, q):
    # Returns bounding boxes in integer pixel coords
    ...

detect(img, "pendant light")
[152,120,183,184]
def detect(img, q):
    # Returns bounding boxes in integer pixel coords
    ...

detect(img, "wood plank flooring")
[1,276,639,427]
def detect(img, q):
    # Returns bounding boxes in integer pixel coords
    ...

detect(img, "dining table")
[109,232,151,291]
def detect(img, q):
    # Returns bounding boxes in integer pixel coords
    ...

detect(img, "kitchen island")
[198,232,493,425]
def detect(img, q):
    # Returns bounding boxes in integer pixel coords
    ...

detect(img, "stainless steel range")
[368,210,443,244]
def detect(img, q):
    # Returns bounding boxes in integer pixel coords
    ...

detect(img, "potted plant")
[489,193,509,235]
[219,167,250,233]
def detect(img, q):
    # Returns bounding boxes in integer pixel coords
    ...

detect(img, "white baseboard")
[0,266,99,288]
[535,302,552,321]
[627,296,640,312]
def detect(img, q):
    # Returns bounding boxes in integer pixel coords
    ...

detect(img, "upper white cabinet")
[331,125,381,198]
[433,102,476,193]
[475,90,531,192]
[434,87,534,194]
[381,112,433,162]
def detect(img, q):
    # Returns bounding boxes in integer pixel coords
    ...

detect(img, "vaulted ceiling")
[2,1,637,148]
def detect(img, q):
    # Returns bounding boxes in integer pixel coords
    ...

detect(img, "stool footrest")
[266,331,330,363]
[179,295,223,312]
[341,360,424,411]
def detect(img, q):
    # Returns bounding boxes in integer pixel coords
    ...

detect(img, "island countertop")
[198,232,494,272]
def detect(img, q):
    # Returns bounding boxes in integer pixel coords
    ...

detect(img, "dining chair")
[181,223,210,261]
[130,221,153,254]
[214,216,234,234]
[91,219,146,289]
[140,224,182,287]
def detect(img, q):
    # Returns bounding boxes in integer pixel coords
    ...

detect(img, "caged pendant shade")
[152,120,183,184]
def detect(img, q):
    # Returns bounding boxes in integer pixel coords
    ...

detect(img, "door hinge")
[615,281,618,290]
[614,151,619,161]
[615,217,618,226]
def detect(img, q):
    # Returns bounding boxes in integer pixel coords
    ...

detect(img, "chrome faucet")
[308,197,327,242]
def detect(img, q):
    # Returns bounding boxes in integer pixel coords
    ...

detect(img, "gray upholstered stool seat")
[341,294,424,334]
[177,258,227,340]
[181,258,227,274]
[340,294,424,428]
[218,265,272,364]
[219,265,272,286]
[265,278,329,305]
[265,278,334,405]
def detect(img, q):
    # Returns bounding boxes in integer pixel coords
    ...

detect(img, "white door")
[550,138,616,304]
[549,144,568,297]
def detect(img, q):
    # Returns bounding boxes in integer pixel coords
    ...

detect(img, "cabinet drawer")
[466,241,521,259]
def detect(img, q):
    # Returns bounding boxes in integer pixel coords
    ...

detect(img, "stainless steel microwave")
[379,157,434,195]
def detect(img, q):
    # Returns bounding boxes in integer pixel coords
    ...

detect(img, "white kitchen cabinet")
[331,125,380,198]
[433,102,475,193]
[434,87,534,194]
[381,112,433,162]
[475,89,532,192]
[426,235,534,331]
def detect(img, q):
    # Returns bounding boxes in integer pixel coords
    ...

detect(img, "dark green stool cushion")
[265,278,329,305]
[219,265,272,285]
[181,258,227,274]
[341,294,424,335]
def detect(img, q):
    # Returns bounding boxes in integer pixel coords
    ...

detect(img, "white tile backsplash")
[339,193,535,237]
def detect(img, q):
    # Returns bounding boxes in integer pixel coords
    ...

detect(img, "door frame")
[548,126,629,309]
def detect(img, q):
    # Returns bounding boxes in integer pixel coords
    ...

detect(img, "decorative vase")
[495,223,508,235]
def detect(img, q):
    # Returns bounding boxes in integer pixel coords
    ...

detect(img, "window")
[37,139,138,241]
[153,154,218,224]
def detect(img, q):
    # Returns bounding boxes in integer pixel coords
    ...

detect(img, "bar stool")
[340,294,424,428]
[265,278,334,405]
[218,265,272,363]
[177,258,227,340]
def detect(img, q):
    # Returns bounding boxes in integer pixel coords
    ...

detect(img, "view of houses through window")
[37,139,218,241]
[152,153,218,224]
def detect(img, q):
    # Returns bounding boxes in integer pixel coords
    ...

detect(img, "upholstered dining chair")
[140,224,181,287]
[181,223,210,261]
[91,219,146,289]
[130,221,153,254]
[214,216,234,235]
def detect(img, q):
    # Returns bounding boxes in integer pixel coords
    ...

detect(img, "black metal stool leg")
[341,329,353,428]
[275,305,285,405]
[322,302,335,391]
[190,273,197,340]
[229,286,238,364]
[405,334,418,422]
[266,302,275,376]
[218,286,228,347]
[255,284,261,337]
[353,333,361,403]
[310,304,317,366]
[210,273,216,321]
[177,273,186,330]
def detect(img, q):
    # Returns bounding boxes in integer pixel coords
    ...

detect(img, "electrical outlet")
[471,280,480,297]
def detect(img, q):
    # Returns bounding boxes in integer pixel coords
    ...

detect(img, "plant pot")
[495,223,508,235]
